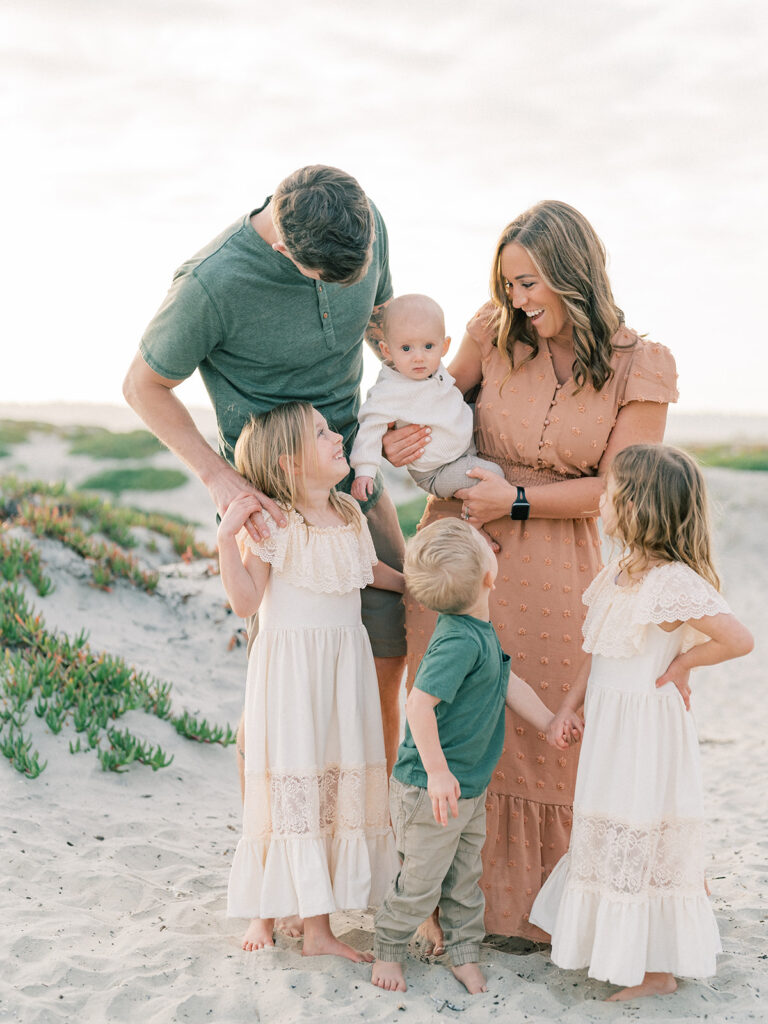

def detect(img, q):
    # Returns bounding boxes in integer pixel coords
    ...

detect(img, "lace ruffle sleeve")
[237,509,291,570]
[240,501,376,595]
[633,563,731,625]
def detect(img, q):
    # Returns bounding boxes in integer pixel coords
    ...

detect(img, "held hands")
[211,470,287,542]
[455,468,514,528]
[427,768,461,826]
[546,708,584,749]
[217,492,269,544]
[381,422,431,468]
[656,656,692,711]
[351,475,375,501]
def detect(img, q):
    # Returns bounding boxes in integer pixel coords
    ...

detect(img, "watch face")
[510,499,530,521]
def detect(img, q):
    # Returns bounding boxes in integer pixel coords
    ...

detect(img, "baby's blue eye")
[425,343,434,349]
[401,345,410,352]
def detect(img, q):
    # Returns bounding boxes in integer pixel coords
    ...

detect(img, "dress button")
[544,419,550,426]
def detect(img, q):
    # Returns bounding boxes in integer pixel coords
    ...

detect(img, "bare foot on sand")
[416,909,444,956]
[276,915,304,938]
[451,963,487,994]
[607,972,677,1001]
[241,917,275,951]
[302,915,375,963]
[372,960,407,991]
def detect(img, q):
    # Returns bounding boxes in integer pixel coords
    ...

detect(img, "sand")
[0,410,766,1023]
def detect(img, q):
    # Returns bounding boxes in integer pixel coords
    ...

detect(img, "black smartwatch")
[510,486,530,521]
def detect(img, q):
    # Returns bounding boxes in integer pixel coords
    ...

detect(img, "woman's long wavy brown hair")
[490,200,630,392]
[234,401,358,530]
[607,444,720,589]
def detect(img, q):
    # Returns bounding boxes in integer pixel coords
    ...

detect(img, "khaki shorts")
[246,488,406,659]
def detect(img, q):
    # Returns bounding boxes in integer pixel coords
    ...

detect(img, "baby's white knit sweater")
[350,362,474,478]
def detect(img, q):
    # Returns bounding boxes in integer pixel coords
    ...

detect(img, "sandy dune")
[0,412,766,1023]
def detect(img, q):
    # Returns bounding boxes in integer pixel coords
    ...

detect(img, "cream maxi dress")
[227,498,398,920]
[529,559,730,985]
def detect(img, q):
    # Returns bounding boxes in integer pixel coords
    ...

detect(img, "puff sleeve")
[620,340,679,407]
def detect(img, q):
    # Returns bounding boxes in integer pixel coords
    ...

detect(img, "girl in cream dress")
[530,444,753,1001]
[217,402,401,961]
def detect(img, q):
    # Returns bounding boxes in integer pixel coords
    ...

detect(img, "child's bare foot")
[276,915,304,938]
[451,963,487,994]
[302,915,374,963]
[606,972,677,1001]
[372,959,407,991]
[241,917,275,951]
[415,910,444,956]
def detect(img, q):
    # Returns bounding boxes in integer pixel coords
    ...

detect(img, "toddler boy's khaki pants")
[374,776,487,966]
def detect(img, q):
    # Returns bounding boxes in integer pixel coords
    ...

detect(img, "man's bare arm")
[122,352,285,538]
[363,300,390,358]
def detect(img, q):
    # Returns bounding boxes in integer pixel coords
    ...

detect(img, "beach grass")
[396,493,428,538]
[686,443,768,472]
[66,426,165,460]
[0,476,231,778]
[80,467,188,494]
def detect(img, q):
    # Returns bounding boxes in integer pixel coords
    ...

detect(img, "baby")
[350,293,505,501]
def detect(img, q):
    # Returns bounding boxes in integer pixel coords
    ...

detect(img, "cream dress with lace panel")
[530,559,729,986]
[226,499,398,920]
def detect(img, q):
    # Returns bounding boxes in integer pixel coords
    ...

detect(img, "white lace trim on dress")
[567,811,705,901]
[243,762,391,840]
[237,501,376,594]
[582,560,731,658]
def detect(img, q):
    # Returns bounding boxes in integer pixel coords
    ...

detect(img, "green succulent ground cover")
[0,477,234,778]
[685,443,768,472]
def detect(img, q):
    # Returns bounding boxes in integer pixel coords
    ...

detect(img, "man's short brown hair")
[272,165,374,284]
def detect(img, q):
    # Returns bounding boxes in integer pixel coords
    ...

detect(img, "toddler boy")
[350,293,504,501]
[372,519,565,994]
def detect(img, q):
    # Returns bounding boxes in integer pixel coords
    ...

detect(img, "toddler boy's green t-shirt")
[392,613,510,799]
[139,198,392,503]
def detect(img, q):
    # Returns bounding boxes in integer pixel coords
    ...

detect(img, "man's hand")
[427,769,461,826]
[210,467,287,542]
[351,475,375,501]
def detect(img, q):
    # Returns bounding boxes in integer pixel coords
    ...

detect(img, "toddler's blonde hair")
[405,519,490,613]
[607,443,719,589]
[234,401,358,529]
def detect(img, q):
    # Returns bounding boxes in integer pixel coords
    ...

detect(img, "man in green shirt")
[123,165,406,787]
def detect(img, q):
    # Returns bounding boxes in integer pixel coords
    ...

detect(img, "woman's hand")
[382,422,431,468]
[454,467,515,527]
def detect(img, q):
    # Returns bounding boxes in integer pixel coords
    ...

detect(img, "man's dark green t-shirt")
[140,198,392,501]
[392,614,511,799]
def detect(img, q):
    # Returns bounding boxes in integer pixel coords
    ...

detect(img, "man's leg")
[361,489,407,777]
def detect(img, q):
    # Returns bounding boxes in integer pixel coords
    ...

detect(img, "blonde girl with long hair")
[530,444,753,1001]
[219,401,401,960]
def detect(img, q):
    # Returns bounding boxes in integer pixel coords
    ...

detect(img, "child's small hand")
[546,709,583,749]
[218,492,266,541]
[427,769,461,826]
[351,475,375,501]
[656,657,692,710]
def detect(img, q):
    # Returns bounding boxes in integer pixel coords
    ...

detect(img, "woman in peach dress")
[391,201,679,942]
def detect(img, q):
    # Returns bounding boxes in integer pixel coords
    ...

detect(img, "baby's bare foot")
[415,910,444,956]
[241,918,275,951]
[451,962,487,994]
[372,959,407,991]
[276,915,304,938]
[606,972,677,1001]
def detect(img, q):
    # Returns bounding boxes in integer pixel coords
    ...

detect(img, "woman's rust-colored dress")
[405,325,678,939]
